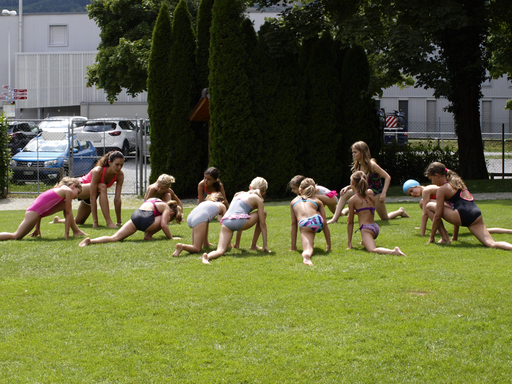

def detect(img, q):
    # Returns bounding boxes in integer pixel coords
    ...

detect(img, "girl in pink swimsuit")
[197,167,229,209]
[0,177,87,241]
[52,151,125,228]
[347,171,406,256]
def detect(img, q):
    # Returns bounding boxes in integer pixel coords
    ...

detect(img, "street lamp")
[2,9,17,88]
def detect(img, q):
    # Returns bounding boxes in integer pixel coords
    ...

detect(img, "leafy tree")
[167,0,200,195]
[86,0,200,103]
[147,2,173,183]
[196,0,214,96]
[209,0,259,196]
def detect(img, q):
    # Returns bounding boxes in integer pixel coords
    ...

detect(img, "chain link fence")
[7,117,151,195]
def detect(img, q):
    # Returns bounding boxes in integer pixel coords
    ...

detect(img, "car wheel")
[122,141,130,157]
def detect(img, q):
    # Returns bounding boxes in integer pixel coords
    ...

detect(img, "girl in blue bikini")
[202,177,270,264]
[426,162,512,250]
[347,171,406,256]
[290,178,331,266]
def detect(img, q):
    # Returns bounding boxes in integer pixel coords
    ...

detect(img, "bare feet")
[250,245,263,251]
[392,247,406,256]
[106,223,118,229]
[79,237,91,247]
[202,253,210,265]
[173,243,183,257]
[144,234,154,240]
[437,238,451,244]
[399,207,409,218]
[73,230,88,237]
[327,218,338,224]
[303,255,313,266]
[50,216,61,224]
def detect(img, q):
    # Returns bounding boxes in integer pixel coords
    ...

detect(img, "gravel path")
[1,193,511,211]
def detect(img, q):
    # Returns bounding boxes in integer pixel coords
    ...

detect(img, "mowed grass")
[1,200,512,383]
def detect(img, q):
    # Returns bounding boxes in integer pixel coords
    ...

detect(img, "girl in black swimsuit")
[426,162,512,250]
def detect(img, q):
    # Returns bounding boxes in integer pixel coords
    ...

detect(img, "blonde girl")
[202,177,270,264]
[0,177,87,240]
[52,150,125,228]
[144,174,183,208]
[347,171,406,256]
[328,141,408,223]
[79,200,183,246]
[173,192,227,257]
[290,178,331,266]
[288,175,338,213]
[425,162,512,249]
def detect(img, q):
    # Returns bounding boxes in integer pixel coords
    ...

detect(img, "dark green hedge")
[0,113,9,197]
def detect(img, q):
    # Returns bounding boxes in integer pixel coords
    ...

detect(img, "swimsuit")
[367,171,383,195]
[187,201,220,228]
[316,186,338,202]
[354,203,379,238]
[79,167,118,205]
[26,189,65,217]
[220,198,253,232]
[446,189,481,227]
[130,199,162,231]
[293,198,324,233]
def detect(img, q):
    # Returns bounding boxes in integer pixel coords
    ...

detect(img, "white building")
[0,10,510,129]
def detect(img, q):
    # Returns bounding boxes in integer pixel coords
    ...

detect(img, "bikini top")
[145,198,162,217]
[80,167,117,188]
[355,206,375,215]
[292,198,319,210]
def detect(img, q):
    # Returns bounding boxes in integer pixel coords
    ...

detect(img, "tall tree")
[209,0,259,196]
[167,0,200,195]
[196,0,214,96]
[147,2,173,183]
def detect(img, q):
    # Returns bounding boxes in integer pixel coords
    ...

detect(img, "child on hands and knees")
[328,141,408,223]
[425,162,512,249]
[52,151,125,228]
[290,178,331,266]
[0,177,87,241]
[198,167,229,209]
[173,192,227,257]
[145,174,183,208]
[79,199,183,247]
[202,177,270,264]
[288,175,338,214]
[346,171,406,256]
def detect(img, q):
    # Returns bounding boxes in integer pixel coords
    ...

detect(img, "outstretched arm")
[113,173,124,225]
[290,203,298,251]
[160,209,173,239]
[346,199,355,249]
[371,161,391,203]
[319,203,331,251]
[430,188,447,243]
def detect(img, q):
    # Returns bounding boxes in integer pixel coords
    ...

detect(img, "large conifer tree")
[209,0,259,196]
[196,0,214,96]
[166,0,200,195]
[147,3,173,183]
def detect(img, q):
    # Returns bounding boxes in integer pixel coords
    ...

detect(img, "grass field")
[1,199,512,382]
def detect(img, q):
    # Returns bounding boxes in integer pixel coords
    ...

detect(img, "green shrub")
[378,140,460,185]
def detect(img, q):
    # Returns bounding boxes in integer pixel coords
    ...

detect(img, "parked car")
[10,136,97,184]
[37,116,87,136]
[82,118,137,156]
[7,121,41,155]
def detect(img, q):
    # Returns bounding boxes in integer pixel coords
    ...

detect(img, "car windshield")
[23,139,67,153]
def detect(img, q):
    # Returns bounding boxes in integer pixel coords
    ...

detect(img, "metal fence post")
[502,123,505,178]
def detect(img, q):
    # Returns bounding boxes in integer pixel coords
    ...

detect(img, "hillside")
[0,0,90,13]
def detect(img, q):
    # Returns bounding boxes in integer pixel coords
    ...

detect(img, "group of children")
[2,141,512,264]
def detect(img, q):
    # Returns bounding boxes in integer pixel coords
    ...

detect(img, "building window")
[49,25,68,47]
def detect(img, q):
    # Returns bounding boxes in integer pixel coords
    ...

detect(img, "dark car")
[7,121,40,155]
[10,135,97,184]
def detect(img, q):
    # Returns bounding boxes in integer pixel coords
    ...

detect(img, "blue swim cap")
[403,179,420,194]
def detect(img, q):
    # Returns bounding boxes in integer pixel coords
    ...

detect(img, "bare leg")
[317,195,337,214]
[203,226,234,264]
[202,224,214,247]
[488,228,512,234]
[361,230,406,256]
[97,184,117,228]
[300,228,315,266]
[327,189,354,223]
[74,201,92,225]
[79,221,137,247]
[173,223,208,257]
[0,211,40,241]
[375,198,409,220]
[249,209,266,250]
[468,218,512,250]
[425,203,451,243]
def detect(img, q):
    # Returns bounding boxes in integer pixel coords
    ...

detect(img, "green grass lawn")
[1,201,512,382]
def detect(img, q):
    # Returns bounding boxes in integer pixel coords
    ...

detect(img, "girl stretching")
[290,178,331,266]
[173,192,227,257]
[79,199,183,246]
[425,162,512,249]
[347,171,406,256]
[0,177,87,240]
[197,167,229,209]
[52,151,125,228]
[328,141,408,223]
[288,175,338,214]
[144,174,183,208]
[202,177,270,264]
